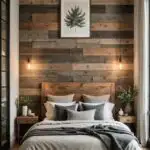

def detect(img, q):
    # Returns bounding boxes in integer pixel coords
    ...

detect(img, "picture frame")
[61,0,90,38]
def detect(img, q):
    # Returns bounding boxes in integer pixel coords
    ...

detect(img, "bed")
[19,82,140,150]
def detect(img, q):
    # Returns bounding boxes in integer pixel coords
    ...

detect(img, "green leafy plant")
[117,86,138,105]
[64,5,86,28]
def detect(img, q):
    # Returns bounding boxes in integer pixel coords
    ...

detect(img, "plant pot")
[124,103,132,115]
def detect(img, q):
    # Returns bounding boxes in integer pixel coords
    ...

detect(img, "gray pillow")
[55,104,77,121]
[67,109,96,120]
[81,103,105,120]
[47,94,74,103]
[82,94,110,103]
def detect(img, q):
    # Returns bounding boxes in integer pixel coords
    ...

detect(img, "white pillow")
[104,102,114,120]
[47,101,76,107]
[80,102,114,120]
[67,109,96,120]
[83,94,110,103]
[47,94,74,102]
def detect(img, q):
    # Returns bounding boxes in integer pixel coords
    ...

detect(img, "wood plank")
[20,5,133,14]
[20,88,41,95]
[21,31,134,39]
[105,5,133,13]
[100,44,133,48]
[76,39,100,44]
[19,13,32,22]
[20,76,73,88]
[91,31,133,39]
[20,5,59,13]
[83,48,133,56]
[20,0,133,5]
[31,0,58,5]
[20,48,82,55]
[20,22,59,30]
[100,39,133,45]
[20,63,72,71]
[20,70,58,77]
[72,63,133,71]
[70,70,133,77]
[20,48,71,55]
[91,14,133,23]
[91,22,133,31]
[20,55,133,64]
[32,13,58,23]
[19,42,32,49]
[20,22,133,31]
[32,41,57,48]
[20,0,32,5]
[91,5,133,14]
[20,70,133,79]
[92,0,134,5]
[20,77,57,88]
[32,40,77,48]
[20,30,49,42]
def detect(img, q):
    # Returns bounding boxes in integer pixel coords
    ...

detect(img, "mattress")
[19,120,141,150]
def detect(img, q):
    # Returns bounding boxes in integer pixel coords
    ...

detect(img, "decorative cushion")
[67,109,96,120]
[103,102,115,120]
[44,101,76,120]
[55,104,77,121]
[81,103,105,120]
[47,94,74,102]
[81,102,114,120]
[82,94,110,103]
[44,102,55,120]
[49,101,76,107]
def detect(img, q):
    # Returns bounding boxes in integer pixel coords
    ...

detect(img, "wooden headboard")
[41,82,115,119]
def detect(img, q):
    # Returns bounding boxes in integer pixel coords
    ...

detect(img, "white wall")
[10,0,19,146]
[134,0,149,146]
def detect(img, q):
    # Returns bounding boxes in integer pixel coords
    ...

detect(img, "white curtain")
[134,0,149,146]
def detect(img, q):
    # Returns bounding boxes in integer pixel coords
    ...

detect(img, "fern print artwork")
[64,6,86,28]
[61,0,90,37]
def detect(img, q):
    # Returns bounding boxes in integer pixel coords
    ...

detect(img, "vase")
[118,108,124,116]
[124,103,132,114]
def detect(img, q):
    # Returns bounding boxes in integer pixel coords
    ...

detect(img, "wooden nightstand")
[16,116,39,144]
[118,116,136,134]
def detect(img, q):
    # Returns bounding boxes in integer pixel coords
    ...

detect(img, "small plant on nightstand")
[117,86,138,115]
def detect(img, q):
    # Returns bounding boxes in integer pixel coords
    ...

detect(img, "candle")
[22,105,28,116]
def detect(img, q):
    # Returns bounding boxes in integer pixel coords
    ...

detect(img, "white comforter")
[19,120,140,150]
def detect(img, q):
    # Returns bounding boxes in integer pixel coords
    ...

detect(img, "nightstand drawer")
[17,116,38,124]
[118,116,136,123]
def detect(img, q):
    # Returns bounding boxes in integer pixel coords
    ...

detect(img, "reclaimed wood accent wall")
[19,0,134,115]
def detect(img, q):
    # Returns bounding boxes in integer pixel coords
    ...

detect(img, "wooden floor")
[12,144,150,150]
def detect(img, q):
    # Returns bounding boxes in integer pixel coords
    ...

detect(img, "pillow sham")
[55,104,77,121]
[44,102,55,120]
[81,103,105,120]
[67,109,96,120]
[81,102,114,120]
[82,94,110,103]
[47,94,74,102]
[48,101,76,107]
[44,101,76,120]
[103,102,115,120]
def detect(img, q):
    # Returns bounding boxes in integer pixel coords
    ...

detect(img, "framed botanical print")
[61,0,90,38]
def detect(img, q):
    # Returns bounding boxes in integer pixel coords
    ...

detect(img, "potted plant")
[117,86,138,115]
